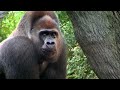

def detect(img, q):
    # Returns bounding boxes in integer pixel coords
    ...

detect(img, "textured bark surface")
[67,11,120,79]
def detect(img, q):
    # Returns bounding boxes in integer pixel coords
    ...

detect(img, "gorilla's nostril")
[47,42,50,45]
[47,42,55,45]
[51,42,55,44]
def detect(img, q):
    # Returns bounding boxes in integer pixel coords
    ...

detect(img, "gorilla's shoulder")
[0,36,35,54]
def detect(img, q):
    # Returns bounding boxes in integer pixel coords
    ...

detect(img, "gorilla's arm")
[0,36,40,79]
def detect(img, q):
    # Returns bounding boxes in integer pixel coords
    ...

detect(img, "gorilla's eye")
[43,33,47,36]
[40,30,58,38]
[52,32,57,38]
[41,31,49,36]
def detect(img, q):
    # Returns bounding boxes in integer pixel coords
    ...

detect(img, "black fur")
[0,37,39,79]
[0,11,67,79]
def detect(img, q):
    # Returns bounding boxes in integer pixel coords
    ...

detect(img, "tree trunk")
[67,11,120,79]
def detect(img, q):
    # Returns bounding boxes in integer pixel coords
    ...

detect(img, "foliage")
[0,11,98,79]
[0,11,25,42]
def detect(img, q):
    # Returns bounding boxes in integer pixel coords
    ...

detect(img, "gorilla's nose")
[46,41,55,45]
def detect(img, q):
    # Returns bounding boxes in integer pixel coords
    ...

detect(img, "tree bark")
[67,11,120,79]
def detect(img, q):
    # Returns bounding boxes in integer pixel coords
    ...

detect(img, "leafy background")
[0,11,98,79]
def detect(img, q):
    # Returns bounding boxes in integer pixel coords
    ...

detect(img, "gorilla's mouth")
[40,48,56,62]
[41,48,56,56]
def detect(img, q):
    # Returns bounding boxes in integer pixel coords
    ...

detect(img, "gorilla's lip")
[42,47,55,52]
[41,48,56,54]
[40,49,56,61]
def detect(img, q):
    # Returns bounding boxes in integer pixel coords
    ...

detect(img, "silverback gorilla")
[0,11,67,79]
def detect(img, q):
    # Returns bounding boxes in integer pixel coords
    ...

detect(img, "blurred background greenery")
[0,11,98,79]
